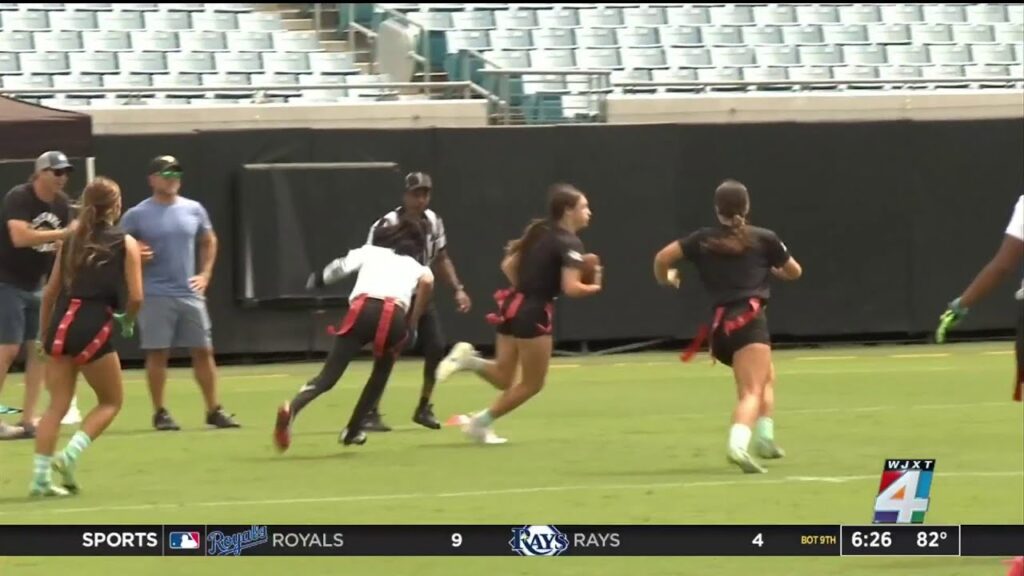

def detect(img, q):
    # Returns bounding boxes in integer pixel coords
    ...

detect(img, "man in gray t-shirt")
[120,156,240,431]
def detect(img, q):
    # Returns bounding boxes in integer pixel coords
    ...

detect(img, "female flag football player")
[653,179,802,474]
[435,184,602,444]
[936,194,1024,402]
[274,218,435,450]
[32,177,144,496]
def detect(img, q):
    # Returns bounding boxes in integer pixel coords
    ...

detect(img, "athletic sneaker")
[727,448,766,474]
[361,408,391,432]
[435,342,476,383]
[52,454,79,494]
[0,421,27,440]
[754,439,786,460]
[206,406,240,429]
[412,403,441,430]
[29,482,71,498]
[339,428,367,446]
[462,418,508,445]
[153,408,181,431]
[273,403,291,453]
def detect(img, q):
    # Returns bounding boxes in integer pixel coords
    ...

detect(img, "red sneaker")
[273,403,291,453]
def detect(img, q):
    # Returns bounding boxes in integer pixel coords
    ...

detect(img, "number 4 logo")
[752,533,764,547]
[875,471,931,524]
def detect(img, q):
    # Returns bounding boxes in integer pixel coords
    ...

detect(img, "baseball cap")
[405,172,432,191]
[148,155,182,175]
[35,151,73,173]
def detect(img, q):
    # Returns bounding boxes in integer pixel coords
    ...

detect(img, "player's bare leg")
[754,362,785,459]
[727,344,770,473]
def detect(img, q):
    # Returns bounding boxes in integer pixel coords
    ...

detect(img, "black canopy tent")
[0,96,93,165]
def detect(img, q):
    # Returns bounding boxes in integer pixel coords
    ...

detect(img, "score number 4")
[752,533,764,547]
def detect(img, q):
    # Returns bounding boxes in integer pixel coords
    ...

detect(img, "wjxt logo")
[509,525,570,557]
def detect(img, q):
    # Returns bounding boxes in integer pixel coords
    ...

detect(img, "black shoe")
[412,403,441,430]
[339,428,367,446]
[206,406,241,429]
[153,408,181,431]
[361,409,392,433]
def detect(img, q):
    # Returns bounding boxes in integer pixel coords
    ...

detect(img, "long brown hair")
[505,183,583,256]
[372,215,426,259]
[702,179,754,255]
[63,177,122,289]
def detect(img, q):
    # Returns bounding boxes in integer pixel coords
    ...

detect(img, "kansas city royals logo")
[509,525,570,557]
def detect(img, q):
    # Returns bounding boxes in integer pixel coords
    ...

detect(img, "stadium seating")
[373,3,1023,93]
[0,3,375,105]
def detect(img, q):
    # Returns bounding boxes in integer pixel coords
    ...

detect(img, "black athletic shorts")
[44,298,115,365]
[488,289,554,340]
[329,295,410,358]
[710,299,771,367]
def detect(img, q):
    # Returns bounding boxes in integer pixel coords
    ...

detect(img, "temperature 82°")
[916,529,950,548]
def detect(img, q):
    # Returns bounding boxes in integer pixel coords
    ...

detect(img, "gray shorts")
[0,283,40,345]
[138,295,213,350]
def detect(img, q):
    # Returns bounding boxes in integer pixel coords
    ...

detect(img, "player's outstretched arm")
[937,234,1023,343]
[653,241,683,288]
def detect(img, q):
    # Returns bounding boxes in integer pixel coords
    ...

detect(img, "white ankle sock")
[729,423,752,452]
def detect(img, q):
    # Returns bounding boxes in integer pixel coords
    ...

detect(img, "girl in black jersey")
[654,180,802,474]
[31,177,144,497]
[436,184,602,444]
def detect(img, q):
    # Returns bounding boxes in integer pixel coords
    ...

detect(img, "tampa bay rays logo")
[509,525,570,557]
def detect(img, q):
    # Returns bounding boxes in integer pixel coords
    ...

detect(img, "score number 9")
[452,533,462,548]
[851,531,892,548]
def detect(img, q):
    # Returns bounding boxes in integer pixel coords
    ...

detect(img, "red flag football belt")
[51,298,114,365]
[680,297,763,363]
[485,287,553,335]
[327,294,403,358]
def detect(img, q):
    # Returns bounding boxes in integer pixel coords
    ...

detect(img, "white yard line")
[6,470,1019,517]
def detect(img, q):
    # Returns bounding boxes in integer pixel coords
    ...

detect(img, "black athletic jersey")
[58,225,127,309]
[678,225,791,307]
[0,183,71,291]
[517,223,585,302]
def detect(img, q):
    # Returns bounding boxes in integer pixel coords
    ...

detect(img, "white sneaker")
[462,418,508,445]
[727,447,766,474]
[0,421,25,440]
[62,397,82,425]
[435,342,476,383]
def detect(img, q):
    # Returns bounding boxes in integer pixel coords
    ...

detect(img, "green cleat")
[29,482,71,498]
[52,454,80,494]
[754,439,786,460]
[727,448,767,474]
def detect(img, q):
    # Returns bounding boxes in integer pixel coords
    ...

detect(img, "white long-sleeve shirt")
[322,245,433,310]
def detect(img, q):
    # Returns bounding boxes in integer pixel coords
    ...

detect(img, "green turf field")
[1,341,1021,576]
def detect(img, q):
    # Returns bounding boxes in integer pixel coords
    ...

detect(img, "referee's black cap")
[148,155,182,175]
[405,172,432,192]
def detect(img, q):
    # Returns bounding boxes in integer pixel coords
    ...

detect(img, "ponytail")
[702,214,754,255]
[505,218,549,256]
[62,177,121,289]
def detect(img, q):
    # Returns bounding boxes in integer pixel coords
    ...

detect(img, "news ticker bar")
[0,525,1021,557]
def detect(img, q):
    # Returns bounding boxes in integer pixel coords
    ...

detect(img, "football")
[580,253,601,285]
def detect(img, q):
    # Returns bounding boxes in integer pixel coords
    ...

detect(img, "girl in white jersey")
[273,219,434,450]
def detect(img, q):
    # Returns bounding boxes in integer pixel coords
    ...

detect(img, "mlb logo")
[169,531,201,550]
[873,459,935,524]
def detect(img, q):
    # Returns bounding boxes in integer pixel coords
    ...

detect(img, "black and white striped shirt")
[367,207,447,266]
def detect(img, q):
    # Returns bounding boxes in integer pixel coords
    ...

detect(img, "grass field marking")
[982,351,1014,356]
[6,470,1020,518]
[795,356,857,361]
[551,364,581,369]
[890,353,950,359]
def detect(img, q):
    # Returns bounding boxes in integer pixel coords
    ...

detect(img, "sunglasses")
[51,168,70,177]
[158,170,183,179]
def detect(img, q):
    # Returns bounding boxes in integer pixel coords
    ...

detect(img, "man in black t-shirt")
[0,151,73,440]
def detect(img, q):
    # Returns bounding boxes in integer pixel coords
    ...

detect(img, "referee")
[359,172,471,432]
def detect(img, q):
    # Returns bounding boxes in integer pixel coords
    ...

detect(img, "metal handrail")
[342,3,378,76]
[610,76,1024,89]
[479,68,615,76]
[0,80,480,96]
